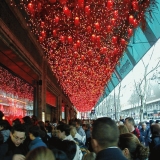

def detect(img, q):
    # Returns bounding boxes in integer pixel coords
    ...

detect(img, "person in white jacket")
[56,124,83,160]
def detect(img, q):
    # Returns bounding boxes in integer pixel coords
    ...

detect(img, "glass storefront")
[0,65,34,124]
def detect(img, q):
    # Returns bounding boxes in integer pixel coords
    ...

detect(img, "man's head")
[56,124,70,140]
[10,124,26,147]
[91,117,119,153]
[125,117,135,132]
[29,125,41,140]
[75,119,82,129]
[141,122,147,130]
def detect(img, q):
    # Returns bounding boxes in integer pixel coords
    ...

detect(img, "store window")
[0,65,34,124]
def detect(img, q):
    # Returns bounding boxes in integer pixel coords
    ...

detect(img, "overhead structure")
[96,0,160,106]
[9,0,156,112]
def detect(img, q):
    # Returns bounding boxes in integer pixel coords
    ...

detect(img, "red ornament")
[63,6,71,18]
[120,38,126,46]
[113,10,118,19]
[68,36,73,44]
[112,36,117,44]
[128,28,133,37]
[60,35,65,43]
[77,40,81,47]
[132,1,139,11]
[95,22,100,31]
[85,6,91,16]
[75,17,80,26]
[54,16,60,24]
[52,29,57,37]
[78,0,84,8]
[133,19,138,28]
[111,18,116,26]
[41,31,46,38]
[39,36,44,43]
[87,50,93,57]
[107,0,114,10]
[106,25,112,33]
[91,34,96,42]
[27,3,34,14]
[129,15,134,25]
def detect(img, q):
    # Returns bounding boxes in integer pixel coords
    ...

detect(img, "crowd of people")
[0,110,160,160]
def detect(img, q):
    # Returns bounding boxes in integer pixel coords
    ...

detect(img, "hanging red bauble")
[133,19,138,28]
[85,6,91,16]
[63,6,71,18]
[129,15,134,25]
[78,0,84,8]
[75,17,80,26]
[54,16,60,24]
[107,0,114,10]
[106,25,112,33]
[41,31,46,38]
[128,28,133,37]
[112,36,117,44]
[60,35,65,43]
[52,29,57,37]
[91,34,96,42]
[111,18,116,26]
[81,55,85,61]
[74,51,79,58]
[120,38,126,46]
[95,22,100,31]
[132,0,139,11]
[68,36,73,44]
[39,36,44,43]
[27,3,34,14]
[77,40,81,47]
[113,10,118,19]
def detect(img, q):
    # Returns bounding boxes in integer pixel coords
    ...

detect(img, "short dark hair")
[11,124,26,135]
[125,117,135,126]
[29,125,41,137]
[92,117,119,148]
[56,124,70,136]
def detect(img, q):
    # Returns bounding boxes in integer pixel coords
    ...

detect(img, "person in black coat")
[91,117,127,160]
[2,124,28,160]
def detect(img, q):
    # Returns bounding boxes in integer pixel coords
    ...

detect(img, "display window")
[0,65,34,124]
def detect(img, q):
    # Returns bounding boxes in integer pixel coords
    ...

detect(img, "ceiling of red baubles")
[11,0,151,112]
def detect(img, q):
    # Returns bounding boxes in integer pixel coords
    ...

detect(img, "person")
[25,146,55,160]
[56,123,83,160]
[118,125,129,135]
[0,120,11,142]
[149,123,160,152]
[75,119,86,145]
[118,133,149,160]
[139,122,151,146]
[91,117,127,160]
[28,125,47,151]
[125,117,140,139]
[4,124,28,160]
[148,143,160,160]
